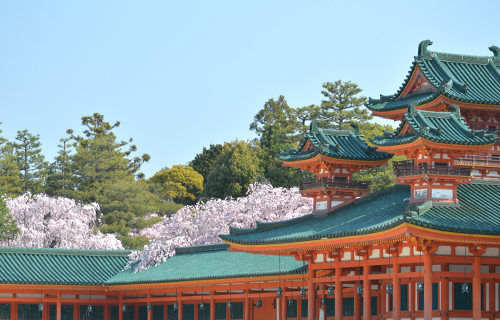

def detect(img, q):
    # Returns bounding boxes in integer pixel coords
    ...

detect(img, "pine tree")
[46,137,75,196]
[0,123,21,196]
[12,130,48,193]
[68,113,150,203]
[320,80,371,129]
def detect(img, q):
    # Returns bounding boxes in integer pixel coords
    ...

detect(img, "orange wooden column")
[57,290,61,320]
[489,266,495,315]
[282,286,287,320]
[119,293,124,320]
[245,285,250,320]
[148,292,152,320]
[473,253,482,320]
[104,303,109,320]
[363,261,371,320]
[308,264,315,320]
[354,268,361,320]
[210,289,215,320]
[179,293,184,320]
[393,253,401,320]
[335,259,343,320]
[441,264,449,319]
[423,252,432,320]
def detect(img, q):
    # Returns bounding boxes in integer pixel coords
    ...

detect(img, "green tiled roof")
[220,181,500,245]
[0,247,131,285]
[371,105,498,147]
[106,243,305,285]
[277,121,393,162]
[366,40,500,112]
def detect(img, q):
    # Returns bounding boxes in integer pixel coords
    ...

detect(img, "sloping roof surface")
[366,41,500,112]
[0,247,131,285]
[106,243,304,285]
[221,181,500,245]
[277,121,393,162]
[371,107,498,147]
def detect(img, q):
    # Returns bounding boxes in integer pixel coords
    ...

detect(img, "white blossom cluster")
[1,193,123,250]
[126,182,313,273]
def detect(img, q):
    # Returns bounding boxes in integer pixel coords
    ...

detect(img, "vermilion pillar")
[354,268,361,320]
[393,254,401,320]
[119,293,123,320]
[245,286,250,320]
[282,286,287,320]
[442,264,449,319]
[363,261,371,320]
[423,253,433,320]
[179,293,184,320]
[473,254,482,320]
[335,259,343,320]
[210,290,215,320]
[56,290,61,320]
[148,292,152,320]
[308,263,315,320]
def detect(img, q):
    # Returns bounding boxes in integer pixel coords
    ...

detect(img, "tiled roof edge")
[0,246,132,257]
[470,179,500,185]
[105,266,308,286]
[406,216,500,235]
[175,243,230,254]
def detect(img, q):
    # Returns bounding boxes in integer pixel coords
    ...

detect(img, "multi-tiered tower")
[277,121,393,212]
[372,104,498,203]
[367,40,500,179]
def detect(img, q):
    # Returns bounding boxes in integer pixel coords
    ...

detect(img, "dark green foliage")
[46,137,76,197]
[203,140,263,199]
[0,123,21,197]
[12,130,48,193]
[190,144,223,182]
[0,198,18,242]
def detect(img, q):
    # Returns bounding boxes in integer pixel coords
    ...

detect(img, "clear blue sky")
[1,1,499,178]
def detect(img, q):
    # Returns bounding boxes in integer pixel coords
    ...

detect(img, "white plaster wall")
[455,246,474,256]
[482,265,490,273]
[341,251,352,261]
[61,294,75,299]
[0,293,13,297]
[18,294,45,298]
[401,266,411,273]
[370,248,380,259]
[315,254,324,263]
[450,265,472,272]
[399,246,411,257]
[432,265,441,271]
[80,295,106,299]
[484,248,499,257]
[435,246,451,256]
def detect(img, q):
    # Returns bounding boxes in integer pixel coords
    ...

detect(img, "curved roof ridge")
[0,246,132,257]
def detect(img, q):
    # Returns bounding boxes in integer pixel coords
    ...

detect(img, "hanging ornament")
[327,286,334,296]
[321,298,327,306]
[276,287,283,298]
[288,297,294,307]
[356,284,363,295]
[227,300,233,309]
[39,303,44,312]
[461,282,469,294]
[199,301,205,310]
[87,304,93,313]
[256,299,262,308]
[416,280,424,292]
[300,288,306,298]
[147,304,152,312]
[123,303,127,312]
[173,302,179,311]
[386,283,393,295]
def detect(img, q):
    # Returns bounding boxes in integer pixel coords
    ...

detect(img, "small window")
[334,177,347,181]
[435,162,448,167]
[229,302,243,320]
[0,304,10,320]
[287,299,297,318]
[215,303,226,320]
[301,300,308,318]
[167,305,178,320]
[198,303,210,320]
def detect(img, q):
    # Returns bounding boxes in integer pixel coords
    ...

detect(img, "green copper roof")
[220,180,500,245]
[371,105,498,147]
[0,247,131,285]
[277,121,393,162]
[106,243,305,285]
[366,40,500,112]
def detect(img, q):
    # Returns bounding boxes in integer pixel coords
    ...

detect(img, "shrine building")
[2,40,500,320]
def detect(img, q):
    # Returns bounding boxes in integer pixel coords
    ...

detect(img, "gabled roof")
[277,121,393,163]
[0,247,131,285]
[106,243,305,285]
[371,105,498,147]
[366,40,500,113]
[220,180,500,246]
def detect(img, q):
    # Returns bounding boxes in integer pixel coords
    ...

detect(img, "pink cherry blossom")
[127,182,313,272]
[1,193,123,250]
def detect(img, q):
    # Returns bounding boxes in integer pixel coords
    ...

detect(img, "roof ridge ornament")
[449,105,461,118]
[349,122,360,134]
[408,101,418,115]
[310,120,319,132]
[489,46,500,62]
[418,40,433,58]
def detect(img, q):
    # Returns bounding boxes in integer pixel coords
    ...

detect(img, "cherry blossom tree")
[127,182,313,272]
[1,193,123,250]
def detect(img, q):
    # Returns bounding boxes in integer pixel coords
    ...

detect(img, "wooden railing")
[394,165,471,178]
[299,179,371,191]
[454,155,500,166]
